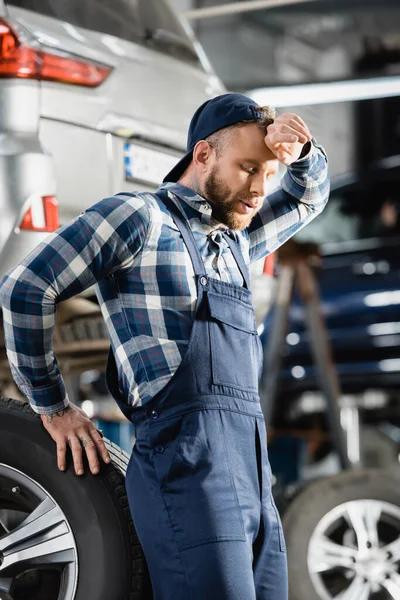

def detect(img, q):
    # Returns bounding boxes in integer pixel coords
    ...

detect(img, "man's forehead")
[231,145,279,172]
[231,124,276,160]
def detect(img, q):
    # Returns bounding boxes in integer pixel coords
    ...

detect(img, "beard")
[202,167,260,231]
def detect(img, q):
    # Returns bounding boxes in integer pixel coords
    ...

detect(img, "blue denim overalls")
[107,190,288,599]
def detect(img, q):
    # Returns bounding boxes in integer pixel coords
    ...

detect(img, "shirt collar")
[159,182,238,241]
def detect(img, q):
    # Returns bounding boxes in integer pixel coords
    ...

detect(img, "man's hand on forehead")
[264,113,312,166]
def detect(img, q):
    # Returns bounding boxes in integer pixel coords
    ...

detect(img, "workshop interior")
[0,1,399,599]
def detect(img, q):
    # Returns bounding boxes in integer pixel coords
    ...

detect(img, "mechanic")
[0,93,329,600]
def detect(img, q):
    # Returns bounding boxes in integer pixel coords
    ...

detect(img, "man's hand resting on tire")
[40,404,111,475]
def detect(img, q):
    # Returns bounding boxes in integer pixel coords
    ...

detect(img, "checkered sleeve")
[0,194,150,415]
[248,140,330,262]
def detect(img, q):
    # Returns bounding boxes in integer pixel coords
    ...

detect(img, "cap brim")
[163,150,193,183]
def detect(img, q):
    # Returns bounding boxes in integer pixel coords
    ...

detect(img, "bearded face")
[203,165,262,231]
[196,123,279,231]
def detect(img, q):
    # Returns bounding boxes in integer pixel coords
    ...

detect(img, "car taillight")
[0,19,111,87]
[263,254,275,277]
[20,196,60,232]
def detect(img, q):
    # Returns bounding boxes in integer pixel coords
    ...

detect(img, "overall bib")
[108,190,288,599]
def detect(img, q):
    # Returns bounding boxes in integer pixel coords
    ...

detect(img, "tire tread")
[0,396,151,600]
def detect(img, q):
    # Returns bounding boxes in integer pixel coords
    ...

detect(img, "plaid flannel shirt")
[0,141,329,415]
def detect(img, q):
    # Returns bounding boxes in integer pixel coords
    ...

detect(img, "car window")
[7,0,201,65]
[295,181,400,245]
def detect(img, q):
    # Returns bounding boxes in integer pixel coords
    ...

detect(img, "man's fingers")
[68,436,84,476]
[278,122,309,143]
[79,434,101,475]
[40,404,111,476]
[285,122,310,143]
[286,116,311,138]
[289,113,311,135]
[267,115,311,145]
[90,428,112,465]
[58,431,111,476]
[267,132,299,146]
[276,154,292,166]
[57,440,67,472]
[279,113,311,137]
[267,126,307,145]
[275,144,297,165]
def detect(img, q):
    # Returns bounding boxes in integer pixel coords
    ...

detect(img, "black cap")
[163,92,264,183]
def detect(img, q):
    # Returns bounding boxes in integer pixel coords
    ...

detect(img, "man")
[0,93,329,599]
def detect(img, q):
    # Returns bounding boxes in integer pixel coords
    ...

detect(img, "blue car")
[261,155,400,476]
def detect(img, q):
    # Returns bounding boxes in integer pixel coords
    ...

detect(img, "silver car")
[0,0,224,278]
[0,3,223,600]
[0,0,224,391]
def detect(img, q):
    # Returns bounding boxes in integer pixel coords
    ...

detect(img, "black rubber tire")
[0,397,152,600]
[282,467,400,600]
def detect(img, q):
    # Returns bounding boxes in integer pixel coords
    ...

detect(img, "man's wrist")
[39,404,72,422]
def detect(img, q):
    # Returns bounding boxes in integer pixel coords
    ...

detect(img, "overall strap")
[222,232,251,290]
[156,189,206,277]
[157,189,251,289]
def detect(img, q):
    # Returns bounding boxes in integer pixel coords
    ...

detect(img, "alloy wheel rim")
[0,463,78,600]
[307,499,400,600]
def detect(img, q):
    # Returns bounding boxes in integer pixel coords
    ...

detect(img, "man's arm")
[0,193,150,473]
[248,120,330,263]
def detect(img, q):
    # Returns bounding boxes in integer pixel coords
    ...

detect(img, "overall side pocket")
[159,409,246,551]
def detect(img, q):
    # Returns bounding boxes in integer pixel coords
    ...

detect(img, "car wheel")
[282,468,400,600]
[0,397,152,600]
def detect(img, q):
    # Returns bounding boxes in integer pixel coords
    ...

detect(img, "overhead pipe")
[248,76,400,107]
[184,0,320,20]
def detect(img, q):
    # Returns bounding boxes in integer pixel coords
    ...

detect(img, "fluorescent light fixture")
[184,0,319,20]
[379,359,400,372]
[364,291,400,307]
[368,323,400,336]
[373,335,400,348]
[248,76,400,107]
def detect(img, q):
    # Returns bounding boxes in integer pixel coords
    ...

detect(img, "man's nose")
[250,172,268,199]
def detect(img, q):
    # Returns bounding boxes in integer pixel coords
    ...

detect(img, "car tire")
[282,467,400,600]
[0,396,152,600]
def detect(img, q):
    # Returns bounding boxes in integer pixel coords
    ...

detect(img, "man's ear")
[192,140,213,173]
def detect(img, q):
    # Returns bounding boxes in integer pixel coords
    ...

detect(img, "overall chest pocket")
[207,291,260,392]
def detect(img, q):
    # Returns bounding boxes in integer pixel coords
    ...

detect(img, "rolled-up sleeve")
[248,140,330,263]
